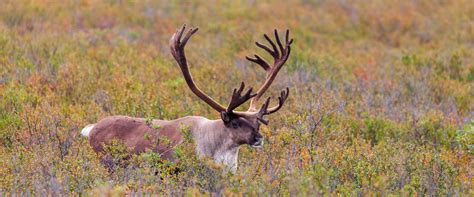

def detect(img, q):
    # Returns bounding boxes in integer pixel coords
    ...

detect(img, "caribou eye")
[231,120,240,128]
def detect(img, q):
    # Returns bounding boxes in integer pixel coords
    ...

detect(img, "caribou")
[81,25,293,172]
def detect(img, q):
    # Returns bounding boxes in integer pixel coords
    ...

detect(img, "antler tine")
[265,87,290,114]
[176,25,186,44]
[227,82,257,112]
[245,55,270,71]
[256,88,289,123]
[264,34,279,58]
[255,41,274,58]
[275,29,284,54]
[246,29,293,112]
[257,97,272,125]
[181,28,198,46]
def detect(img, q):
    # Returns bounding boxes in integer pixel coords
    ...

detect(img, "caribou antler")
[227,82,256,113]
[246,29,293,113]
[255,87,290,125]
[170,25,255,114]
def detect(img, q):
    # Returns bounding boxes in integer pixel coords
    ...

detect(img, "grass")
[0,0,472,195]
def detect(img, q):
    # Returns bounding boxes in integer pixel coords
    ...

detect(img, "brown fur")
[89,116,197,162]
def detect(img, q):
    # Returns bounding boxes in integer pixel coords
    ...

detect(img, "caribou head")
[81,25,293,172]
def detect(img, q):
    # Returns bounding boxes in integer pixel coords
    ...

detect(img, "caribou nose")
[253,136,264,147]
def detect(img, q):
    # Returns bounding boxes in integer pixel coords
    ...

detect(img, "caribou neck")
[191,118,240,171]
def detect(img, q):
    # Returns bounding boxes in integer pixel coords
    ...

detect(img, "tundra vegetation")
[0,0,472,195]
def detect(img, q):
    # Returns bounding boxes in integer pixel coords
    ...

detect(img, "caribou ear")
[220,111,231,124]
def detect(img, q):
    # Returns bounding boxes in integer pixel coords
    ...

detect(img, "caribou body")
[81,25,293,171]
